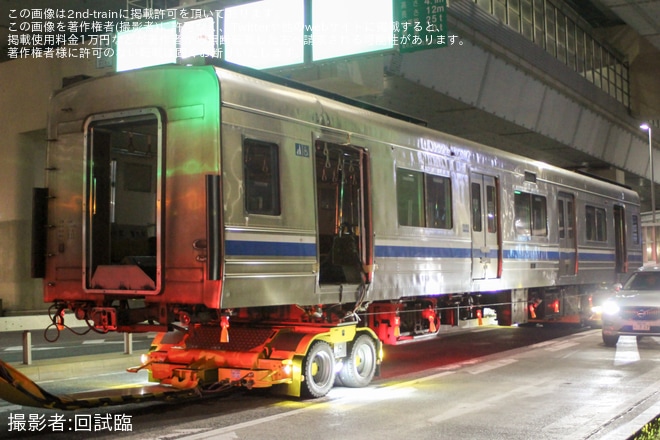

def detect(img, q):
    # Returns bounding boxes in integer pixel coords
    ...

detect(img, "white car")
[601,265,660,347]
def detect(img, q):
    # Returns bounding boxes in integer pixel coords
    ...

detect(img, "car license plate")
[633,322,651,331]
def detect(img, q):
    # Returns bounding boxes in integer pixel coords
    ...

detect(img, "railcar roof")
[52,62,640,206]
[212,62,639,205]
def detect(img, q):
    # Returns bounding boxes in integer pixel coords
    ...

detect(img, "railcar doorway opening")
[83,110,162,293]
[315,141,371,285]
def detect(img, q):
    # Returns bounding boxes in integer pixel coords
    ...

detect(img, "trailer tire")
[602,333,619,347]
[301,341,335,398]
[338,334,377,388]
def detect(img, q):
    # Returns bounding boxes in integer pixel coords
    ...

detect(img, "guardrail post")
[124,332,133,355]
[22,330,32,365]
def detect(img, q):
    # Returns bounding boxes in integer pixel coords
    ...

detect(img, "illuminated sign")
[395,0,448,52]
[112,0,447,73]
[180,17,216,59]
[224,0,305,69]
[116,21,177,72]
[311,0,393,61]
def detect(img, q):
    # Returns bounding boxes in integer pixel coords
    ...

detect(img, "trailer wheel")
[338,334,377,388]
[301,341,335,398]
[602,333,619,347]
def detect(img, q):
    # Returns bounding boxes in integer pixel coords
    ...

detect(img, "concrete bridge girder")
[368,41,653,195]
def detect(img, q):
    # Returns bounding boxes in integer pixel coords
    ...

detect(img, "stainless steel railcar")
[33,63,641,397]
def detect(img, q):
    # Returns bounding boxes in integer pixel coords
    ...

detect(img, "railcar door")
[470,173,500,280]
[315,141,372,287]
[613,205,627,273]
[557,192,577,277]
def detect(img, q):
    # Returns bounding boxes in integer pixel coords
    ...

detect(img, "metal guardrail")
[19,330,134,365]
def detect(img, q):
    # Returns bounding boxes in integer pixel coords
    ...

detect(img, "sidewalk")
[1,313,144,381]
[0,313,85,332]
[10,352,144,381]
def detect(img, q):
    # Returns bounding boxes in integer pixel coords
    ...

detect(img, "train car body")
[30,63,641,398]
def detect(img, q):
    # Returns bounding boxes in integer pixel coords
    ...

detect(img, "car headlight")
[591,305,602,314]
[601,300,620,316]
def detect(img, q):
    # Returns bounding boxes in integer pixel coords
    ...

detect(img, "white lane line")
[544,341,579,352]
[614,336,640,366]
[171,405,318,440]
[155,330,599,439]
[427,377,555,424]
[466,358,518,374]
[0,404,23,414]
[4,346,60,352]
[81,340,125,345]
[173,371,456,440]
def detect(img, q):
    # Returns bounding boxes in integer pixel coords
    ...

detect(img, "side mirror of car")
[613,283,622,292]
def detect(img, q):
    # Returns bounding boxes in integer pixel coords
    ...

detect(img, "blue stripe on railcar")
[225,240,317,257]
[375,245,560,260]
[374,245,472,258]
[224,241,636,264]
[374,245,621,263]
[503,249,559,260]
[576,252,615,262]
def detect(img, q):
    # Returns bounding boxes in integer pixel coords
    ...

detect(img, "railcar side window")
[558,200,565,238]
[486,184,497,233]
[558,196,575,240]
[532,195,547,236]
[243,139,281,216]
[396,168,452,229]
[514,191,547,237]
[397,169,424,227]
[514,192,530,235]
[632,215,640,244]
[427,175,453,229]
[585,205,607,241]
[567,200,574,239]
[471,182,482,232]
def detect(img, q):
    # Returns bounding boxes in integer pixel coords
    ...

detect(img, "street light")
[641,123,656,262]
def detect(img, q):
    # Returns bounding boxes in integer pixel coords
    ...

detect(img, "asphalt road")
[2,324,659,439]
